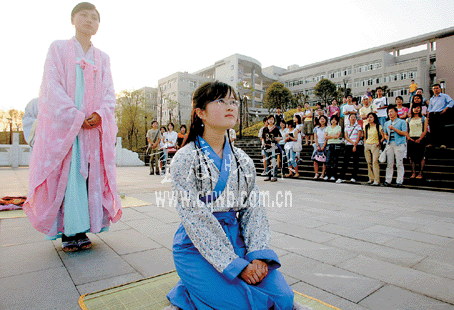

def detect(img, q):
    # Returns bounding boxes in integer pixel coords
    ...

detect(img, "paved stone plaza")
[1,166,454,310]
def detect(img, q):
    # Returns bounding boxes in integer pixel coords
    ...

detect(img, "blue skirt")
[167,211,294,310]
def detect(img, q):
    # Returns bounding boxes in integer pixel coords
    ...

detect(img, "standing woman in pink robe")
[23,2,122,252]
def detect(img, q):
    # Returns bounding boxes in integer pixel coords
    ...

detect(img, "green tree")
[116,89,153,152]
[314,79,337,106]
[264,82,292,111]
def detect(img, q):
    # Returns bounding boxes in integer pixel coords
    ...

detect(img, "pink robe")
[23,38,122,235]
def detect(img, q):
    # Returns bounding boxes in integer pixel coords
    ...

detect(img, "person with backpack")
[383,107,408,187]
[146,120,162,175]
[364,113,385,186]
[407,99,429,179]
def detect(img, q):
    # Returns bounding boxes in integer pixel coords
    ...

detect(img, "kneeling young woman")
[165,81,301,310]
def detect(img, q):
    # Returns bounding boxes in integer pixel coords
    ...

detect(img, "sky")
[1,0,454,112]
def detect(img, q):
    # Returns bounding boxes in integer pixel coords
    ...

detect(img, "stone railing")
[0,133,144,167]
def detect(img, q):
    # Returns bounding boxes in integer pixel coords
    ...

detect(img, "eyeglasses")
[212,98,240,107]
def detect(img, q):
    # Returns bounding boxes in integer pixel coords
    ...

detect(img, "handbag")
[379,144,388,163]
[292,141,302,152]
[314,153,326,162]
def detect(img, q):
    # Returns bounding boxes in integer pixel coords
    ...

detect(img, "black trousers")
[429,112,446,147]
[340,145,363,179]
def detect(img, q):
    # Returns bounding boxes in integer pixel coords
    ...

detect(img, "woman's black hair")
[180,124,187,130]
[267,115,275,120]
[293,114,302,124]
[183,81,247,200]
[167,122,175,130]
[412,94,424,106]
[330,115,340,124]
[365,112,381,142]
[316,115,328,127]
[184,81,237,146]
[396,96,404,102]
[71,2,100,22]
[287,121,294,128]
[410,104,423,118]
[387,106,398,114]
[348,113,357,120]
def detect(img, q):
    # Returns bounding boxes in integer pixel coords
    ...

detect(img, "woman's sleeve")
[170,149,250,280]
[238,154,281,271]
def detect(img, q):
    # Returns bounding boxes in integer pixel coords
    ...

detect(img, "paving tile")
[291,280,370,310]
[106,220,132,232]
[153,230,177,250]
[325,236,425,267]
[119,207,152,222]
[278,253,322,281]
[122,247,175,278]
[413,258,454,280]
[282,274,300,286]
[126,217,175,237]
[317,224,396,244]
[271,222,338,243]
[359,284,454,310]
[76,272,144,295]
[0,267,80,310]
[97,228,163,255]
[147,209,181,224]
[0,219,47,246]
[295,264,384,303]
[58,241,136,285]
[0,241,62,278]
[270,234,357,265]
[364,225,453,247]
[287,217,327,228]
[384,237,454,262]
[416,224,454,238]
[372,219,424,231]
[268,246,290,258]
[338,255,454,304]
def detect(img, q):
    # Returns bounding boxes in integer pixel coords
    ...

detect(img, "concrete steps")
[235,137,454,193]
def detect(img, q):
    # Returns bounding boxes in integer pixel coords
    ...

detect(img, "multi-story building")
[155,26,454,124]
[157,72,212,125]
[137,86,158,126]
[281,27,454,104]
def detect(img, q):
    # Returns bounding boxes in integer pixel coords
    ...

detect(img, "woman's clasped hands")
[82,112,101,129]
[240,259,268,285]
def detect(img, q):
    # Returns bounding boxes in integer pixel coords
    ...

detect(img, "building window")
[231,65,234,70]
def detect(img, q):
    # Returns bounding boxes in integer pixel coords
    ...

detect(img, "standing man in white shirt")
[373,87,389,129]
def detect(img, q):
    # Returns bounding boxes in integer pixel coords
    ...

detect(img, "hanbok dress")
[167,136,294,310]
[23,37,122,238]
